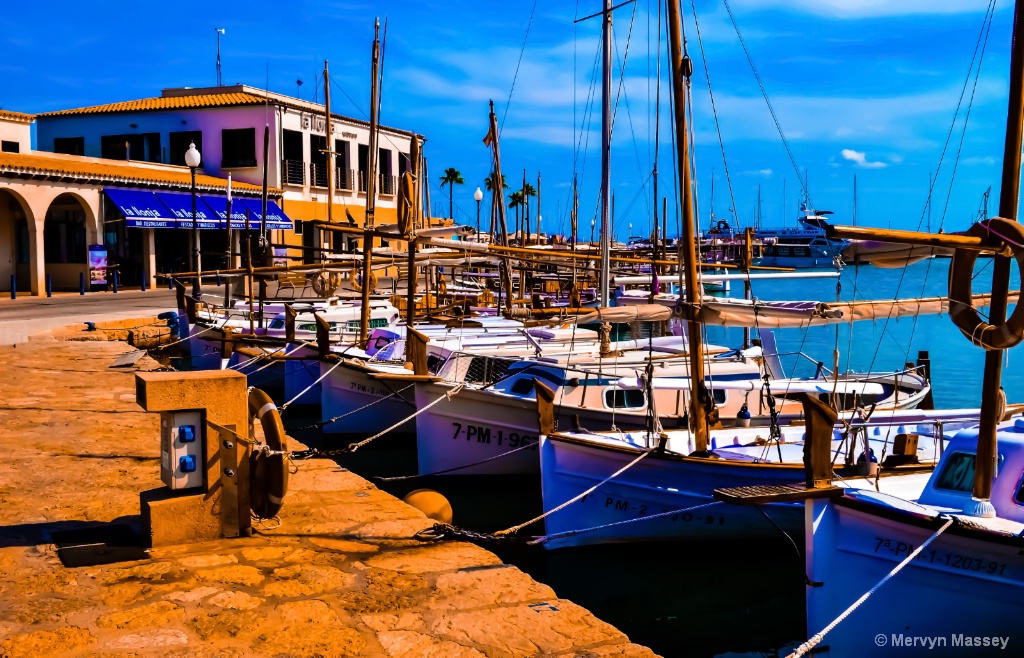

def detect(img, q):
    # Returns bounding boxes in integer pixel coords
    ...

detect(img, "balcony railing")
[337,168,355,191]
[310,162,328,188]
[282,159,305,186]
[380,174,396,196]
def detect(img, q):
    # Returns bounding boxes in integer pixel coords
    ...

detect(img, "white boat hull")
[804,498,1024,657]
[320,362,417,434]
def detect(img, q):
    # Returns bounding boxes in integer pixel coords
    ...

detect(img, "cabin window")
[604,388,646,409]
[1013,474,1024,505]
[778,247,790,256]
[712,389,727,405]
[935,452,1005,492]
[510,377,537,395]
[269,319,285,329]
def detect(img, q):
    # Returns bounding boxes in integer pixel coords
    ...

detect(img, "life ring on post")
[948,217,1024,350]
[351,270,378,293]
[248,388,289,519]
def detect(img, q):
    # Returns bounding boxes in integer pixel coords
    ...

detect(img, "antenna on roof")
[215,28,226,86]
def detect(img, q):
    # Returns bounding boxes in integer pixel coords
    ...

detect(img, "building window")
[336,140,352,189]
[309,133,327,187]
[170,131,203,167]
[222,128,257,168]
[1,141,19,153]
[282,129,304,185]
[379,148,394,195]
[101,134,154,161]
[53,137,84,156]
[358,144,368,191]
[44,200,87,264]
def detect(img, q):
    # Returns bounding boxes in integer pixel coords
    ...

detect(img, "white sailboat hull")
[320,362,417,434]
[804,498,1024,657]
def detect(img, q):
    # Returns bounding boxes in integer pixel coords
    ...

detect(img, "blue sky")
[0,0,1014,239]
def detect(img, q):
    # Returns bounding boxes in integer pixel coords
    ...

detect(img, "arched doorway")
[0,188,31,293]
[44,193,88,291]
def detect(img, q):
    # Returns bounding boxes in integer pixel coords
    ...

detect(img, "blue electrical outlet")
[179,455,197,473]
[178,425,196,443]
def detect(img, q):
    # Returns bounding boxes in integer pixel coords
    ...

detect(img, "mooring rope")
[495,448,652,537]
[375,441,537,482]
[287,384,415,431]
[343,383,465,454]
[279,359,345,411]
[528,500,722,545]
[787,517,955,658]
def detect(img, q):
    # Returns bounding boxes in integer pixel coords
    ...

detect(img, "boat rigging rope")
[500,0,538,131]
[787,517,955,658]
[494,448,652,537]
[720,0,805,200]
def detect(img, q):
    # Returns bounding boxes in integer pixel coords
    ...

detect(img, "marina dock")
[0,326,656,657]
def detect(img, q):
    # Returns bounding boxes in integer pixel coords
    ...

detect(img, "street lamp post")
[473,186,483,242]
[185,142,202,295]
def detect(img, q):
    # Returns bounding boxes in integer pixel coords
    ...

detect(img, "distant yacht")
[753,200,846,269]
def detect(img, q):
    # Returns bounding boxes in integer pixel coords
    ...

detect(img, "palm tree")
[508,190,525,243]
[484,172,508,192]
[439,167,465,220]
[521,182,537,243]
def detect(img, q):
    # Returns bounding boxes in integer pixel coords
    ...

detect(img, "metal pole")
[599,0,612,306]
[476,199,481,242]
[190,166,201,297]
[973,0,1024,510]
[360,18,381,347]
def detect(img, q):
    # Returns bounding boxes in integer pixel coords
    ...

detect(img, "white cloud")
[841,149,888,168]
[732,0,1000,18]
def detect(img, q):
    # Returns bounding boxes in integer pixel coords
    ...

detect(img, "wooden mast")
[668,0,710,452]
[359,18,381,347]
[599,0,612,306]
[324,60,334,226]
[485,100,513,315]
[972,0,1024,513]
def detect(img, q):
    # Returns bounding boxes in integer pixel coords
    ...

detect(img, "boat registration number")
[873,536,1008,576]
[451,422,538,449]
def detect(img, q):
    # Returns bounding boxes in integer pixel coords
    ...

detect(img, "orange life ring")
[248,388,289,519]
[351,269,378,293]
[948,217,1024,350]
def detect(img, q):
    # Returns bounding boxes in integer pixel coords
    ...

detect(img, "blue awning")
[202,195,250,228]
[232,198,293,230]
[155,192,220,229]
[104,188,176,228]
[104,188,293,231]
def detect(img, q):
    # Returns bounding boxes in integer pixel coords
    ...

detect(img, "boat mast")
[359,18,381,347]
[324,60,334,227]
[972,0,1024,514]
[600,0,612,306]
[668,0,710,452]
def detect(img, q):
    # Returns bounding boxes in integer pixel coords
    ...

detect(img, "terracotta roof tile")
[0,151,277,195]
[37,93,267,117]
[0,109,34,122]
